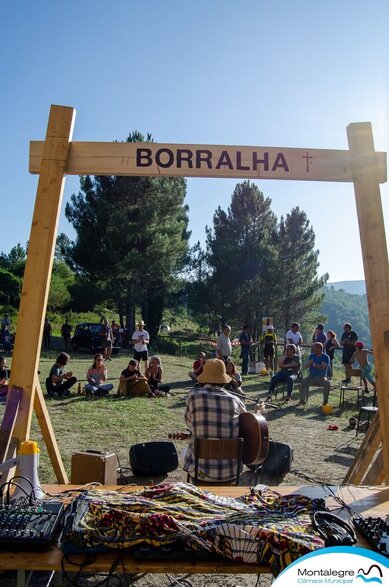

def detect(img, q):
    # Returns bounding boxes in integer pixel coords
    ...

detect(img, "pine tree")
[273,207,328,335]
[64,132,190,335]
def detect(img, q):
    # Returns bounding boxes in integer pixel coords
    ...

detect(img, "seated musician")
[183,358,246,483]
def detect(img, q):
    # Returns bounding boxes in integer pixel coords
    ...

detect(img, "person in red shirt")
[189,351,206,384]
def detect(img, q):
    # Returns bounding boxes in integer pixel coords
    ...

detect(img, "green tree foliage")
[0,267,21,304]
[0,244,26,307]
[0,243,26,278]
[321,286,371,346]
[204,181,277,333]
[189,184,327,338]
[64,131,190,336]
[273,207,328,334]
[47,260,75,311]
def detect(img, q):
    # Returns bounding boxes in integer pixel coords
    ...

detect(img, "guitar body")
[239,412,269,466]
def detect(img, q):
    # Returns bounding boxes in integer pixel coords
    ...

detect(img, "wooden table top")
[0,484,387,574]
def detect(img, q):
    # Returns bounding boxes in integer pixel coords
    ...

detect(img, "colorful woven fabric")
[60,481,326,576]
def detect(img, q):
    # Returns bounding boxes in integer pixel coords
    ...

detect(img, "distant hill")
[327,280,366,295]
[322,286,370,347]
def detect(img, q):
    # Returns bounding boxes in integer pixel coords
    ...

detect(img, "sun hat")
[137,320,145,327]
[197,359,231,385]
[355,341,364,349]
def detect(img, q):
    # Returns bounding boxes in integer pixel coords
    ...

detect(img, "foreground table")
[0,484,387,581]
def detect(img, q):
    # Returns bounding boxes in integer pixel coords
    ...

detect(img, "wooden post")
[347,122,389,483]
[8,106,75,469]
[33,376,68,483]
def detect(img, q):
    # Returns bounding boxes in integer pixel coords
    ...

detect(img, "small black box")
[129,442,178,476]
[248,441,293,476]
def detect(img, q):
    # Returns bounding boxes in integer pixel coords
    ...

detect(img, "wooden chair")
[189,437,244,486]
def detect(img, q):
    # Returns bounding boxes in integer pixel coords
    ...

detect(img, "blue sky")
[1,0,388,282]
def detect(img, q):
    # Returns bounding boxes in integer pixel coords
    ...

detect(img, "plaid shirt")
[183,385,246,481]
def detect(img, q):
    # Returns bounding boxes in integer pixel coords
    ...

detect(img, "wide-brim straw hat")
[137,320,145,327]
[197,359,231,385]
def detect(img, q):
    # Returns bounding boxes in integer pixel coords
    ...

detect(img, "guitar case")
[248,441,293,476]
[129,441,178,476]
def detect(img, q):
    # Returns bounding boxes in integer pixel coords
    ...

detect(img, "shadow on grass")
[324,453,355,467]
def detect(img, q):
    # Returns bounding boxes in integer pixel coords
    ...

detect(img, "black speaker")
[248,441,293,476]
[129,441,178,476]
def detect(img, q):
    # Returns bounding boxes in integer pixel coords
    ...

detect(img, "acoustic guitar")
[169,411,269,467]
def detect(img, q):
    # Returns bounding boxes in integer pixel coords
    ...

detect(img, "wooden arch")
[3,105,388,484]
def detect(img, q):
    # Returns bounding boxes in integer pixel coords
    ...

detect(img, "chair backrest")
[192,437,244,486]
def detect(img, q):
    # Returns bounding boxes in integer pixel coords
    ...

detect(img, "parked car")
[71,323,120,354]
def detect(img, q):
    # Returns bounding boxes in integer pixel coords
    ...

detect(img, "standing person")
[0,324,12,353]
[311,323,327,348]
[45,352,77,398]
[183,359,246,483]
[264,344,301,404]
[132,320,150,374]
[325,330,340,379]
[0,356,9,398]
[285,322,303,356]
[239,325,252,376]
[299,342,331,406]
[100,318,114,361]
[260,326,277,374]
[145,355,171,396]
[1,313,10,328]
[61,318,72,351]
[43,318,52,349]
[350,341,377,393]
[216,324,232,363]
[85,353,114,397]
[340,323,358,384]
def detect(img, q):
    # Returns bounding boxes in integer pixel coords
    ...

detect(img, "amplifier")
[71,450,117,485]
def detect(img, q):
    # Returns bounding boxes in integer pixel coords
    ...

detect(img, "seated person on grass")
[225,360,245,398]
[188,351,206,384]
[145,355,171,397]
[265,344,301,404]
[46,352,77,399]
[118,359,151,397]
[299,342,330,406]
[85,353,114,397]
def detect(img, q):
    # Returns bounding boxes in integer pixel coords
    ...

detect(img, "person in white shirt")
[216,324,232,363]
[285,322,303,355]
[132,320,150,374]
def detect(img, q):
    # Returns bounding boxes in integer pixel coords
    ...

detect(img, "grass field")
[1,340,369,486]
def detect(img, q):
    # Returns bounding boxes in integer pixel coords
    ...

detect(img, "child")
[188,351,206,384]
[350,341,376,393]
